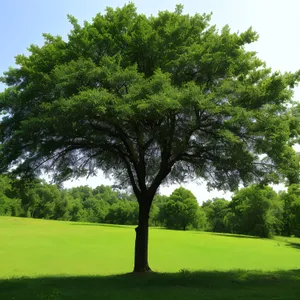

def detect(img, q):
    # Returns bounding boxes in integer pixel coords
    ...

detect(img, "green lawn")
[0,216,300,300]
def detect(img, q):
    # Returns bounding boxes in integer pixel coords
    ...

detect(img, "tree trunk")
[133,200,152,273]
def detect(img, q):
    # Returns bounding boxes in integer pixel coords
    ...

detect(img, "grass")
[0,216,300,299]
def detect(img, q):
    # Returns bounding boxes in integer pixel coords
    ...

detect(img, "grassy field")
[0,216,300,299]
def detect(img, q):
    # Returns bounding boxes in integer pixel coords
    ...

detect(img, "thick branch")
[90,119,148,192]
[133,122,147,192]
[119,153,141,200]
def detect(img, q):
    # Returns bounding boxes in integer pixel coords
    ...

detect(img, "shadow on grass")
[1,270,300,300]
[287,242,300,250]
[210,233,259,239]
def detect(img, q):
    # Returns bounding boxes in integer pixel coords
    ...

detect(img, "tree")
[84,197,109,223]
[202,198,231,233]
[92,185,120,204]
[68,186,94,202]
[230,185,283,238]
[160,187,203,230]
[67,197,86,222]
[25,183,65,219]
[0,175,23,216]
[149,203,160,226]
[105,200,138,225]
[0,4,299,272]
[280,184,300,237]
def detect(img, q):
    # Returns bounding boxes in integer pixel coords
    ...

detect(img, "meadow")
[0,216,300,300]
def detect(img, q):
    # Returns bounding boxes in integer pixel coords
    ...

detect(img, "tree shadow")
[286,242,300,250]
[1,269,300,300]
[210,233,259,239]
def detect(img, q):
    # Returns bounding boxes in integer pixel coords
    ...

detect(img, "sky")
[0,0,299,201]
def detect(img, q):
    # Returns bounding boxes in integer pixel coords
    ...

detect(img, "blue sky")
[1,0,299,200]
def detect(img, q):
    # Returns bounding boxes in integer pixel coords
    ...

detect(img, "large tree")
[0,4,299,272]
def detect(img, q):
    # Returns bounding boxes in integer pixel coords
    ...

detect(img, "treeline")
[0,175,299,238]
[0,175,144,225]
[202,185,300,238]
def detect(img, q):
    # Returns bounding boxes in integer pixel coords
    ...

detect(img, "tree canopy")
[0,3,299,272]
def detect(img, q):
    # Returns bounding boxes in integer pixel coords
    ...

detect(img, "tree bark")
[133,199,152,273]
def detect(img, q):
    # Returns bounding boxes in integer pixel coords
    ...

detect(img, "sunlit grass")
[1,216,300,300]
[0,216,299,279]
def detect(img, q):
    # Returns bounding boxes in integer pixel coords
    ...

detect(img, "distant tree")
[68,186,94,202]
[1,4,299,272]
[9,177,42,216]
[67,197,86,222]
[0,175,17,199]
[153,195,169,209]
[149,203,160,226]
[105,200,138,225]
[0,195,22,217]
[84,197,109,223]
[230,185,283,237]
[92,185,120,204]
[0,175,23,216]
[169,187,196,203]
[195,207,209,230]
[151,195,169,226]
[160,187,204,230]
[280,184,300,237]
[25,183,65,219]
[202,198,231,232]
[26,189,42,218]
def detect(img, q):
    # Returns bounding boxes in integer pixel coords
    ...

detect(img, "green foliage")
[0,175,141,225]
[280,184,300,237]
[0,175,23,216]
[149,203,160,226]
[84,198,109,223]
[202,198,231,232]
[0,3,299,202]
[105,200,138,225]
[0,195,22,217]
[159,187,205,230]
[230,185,283,238]
[67,197,86,222]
